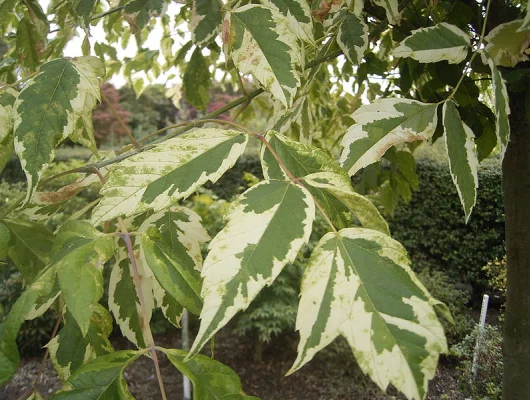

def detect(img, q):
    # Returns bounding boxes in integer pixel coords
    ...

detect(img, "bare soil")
[1,325,465,400]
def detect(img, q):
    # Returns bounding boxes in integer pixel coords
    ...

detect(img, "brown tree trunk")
[503,90,530,399]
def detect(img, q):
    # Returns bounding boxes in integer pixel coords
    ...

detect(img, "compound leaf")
[290,228,447,400]
[189,180,314,357]
[261,131,353,229]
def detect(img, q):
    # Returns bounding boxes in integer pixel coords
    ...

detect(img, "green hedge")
[389,157,505,287]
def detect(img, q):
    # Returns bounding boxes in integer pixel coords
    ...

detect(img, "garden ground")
[1,323,465,400]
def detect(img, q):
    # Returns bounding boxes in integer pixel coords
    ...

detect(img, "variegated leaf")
[223,4,302,108]
[337,12,368,65]
[50,350,140,400]
[140,207,209,316]
[0,88,17,143]
[124,0,165,27]
[272,97,312,144]
[13,57,104,204]
[373,0,400,25]
[0,266,56,386]
[260,0,314,42]
[163,349,260,399]
[108,248,152,348]
[48,305,114,382]
[393,23,470,64]
[261,131,352,228]
[0,88,18,173]
[191,0,223,46]
[442,101,478,222]
[481,52,510,162]
[53,221,114,335]
[189,180,315,357]
[290,228,447,400]
[92,129,248,225]
[484,20,530,67]
[3,219,54,283]
[340,99,438,176]
[304,172,390,234]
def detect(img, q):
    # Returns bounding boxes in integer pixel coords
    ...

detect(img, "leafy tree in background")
[92,83,131,145]
[0,1,528,400]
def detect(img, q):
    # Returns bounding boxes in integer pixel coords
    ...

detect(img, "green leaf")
[16,18,43,71]
[124,0,165,27]
[162,348,260,399]
[0,222,10,258]
[191,0,223,46]
[340,99,438,176]
[92,129,248,224]
[304,172,390,234]
[261,0,314,43]
[0,88,17,143]
[189,180,315,357]
[482,51,510,162]
[0,266,57,386]
[337,12,368,65]
[289,228,447,400]
[224,4,302,108]
[48,305,114,382]
[261,131,352,228]
[72,0,98,27]
[53,221,114,335]
[50,350,140,400]
[13,57,105,204]
[484,20,530,67]
[372,0,400,25]
[141,207,209,316]
[393,23,470,64]
[442,101,478,223]
[108,248,150,348]
[183,48,211,111]
[3,219,54,283]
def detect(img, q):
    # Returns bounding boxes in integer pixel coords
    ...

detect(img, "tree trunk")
[503,90,530,399]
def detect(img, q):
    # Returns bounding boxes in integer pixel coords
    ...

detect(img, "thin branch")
[90,168,167,400]
[15,311,63,400]
[446,0,492,101]
[49,6,125,34]
[101,92,140,149]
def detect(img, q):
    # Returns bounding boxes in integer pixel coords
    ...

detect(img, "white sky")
[40,0,189,89]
